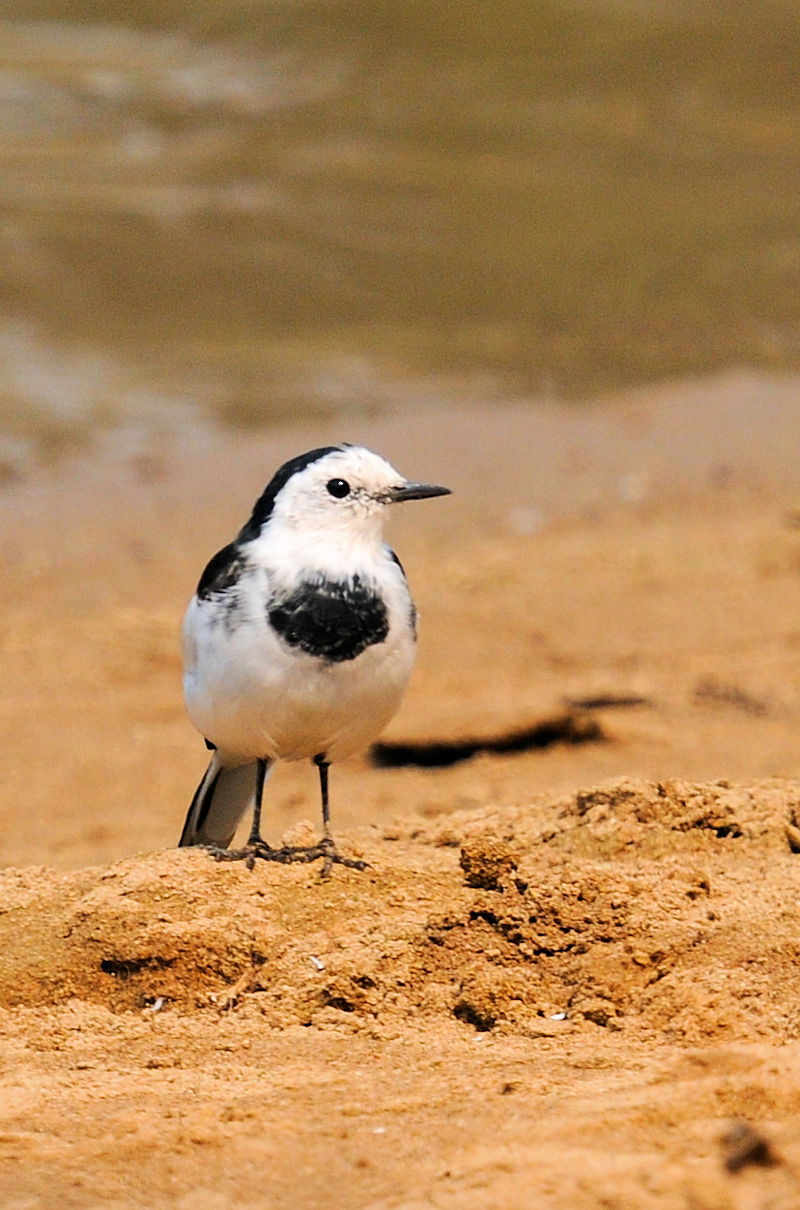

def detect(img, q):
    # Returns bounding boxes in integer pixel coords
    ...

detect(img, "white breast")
[182,552,416,764]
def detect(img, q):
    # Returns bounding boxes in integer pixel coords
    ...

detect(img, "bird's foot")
[284,837,370,879]
[204,838,279,871]
[203,836,368,877]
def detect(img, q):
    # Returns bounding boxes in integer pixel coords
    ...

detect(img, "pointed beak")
[386,481,451,504]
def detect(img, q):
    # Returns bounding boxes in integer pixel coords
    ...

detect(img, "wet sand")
[2,378,800,1207]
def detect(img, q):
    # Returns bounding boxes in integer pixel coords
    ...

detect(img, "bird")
[178,444,450,875]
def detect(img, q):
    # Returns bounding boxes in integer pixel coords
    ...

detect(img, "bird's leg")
[315,755,335,877]
[241,758,274,868]
[309,754,367,877]
[315,754,333,841]
[247,758,270,846]
[211,758,275,868]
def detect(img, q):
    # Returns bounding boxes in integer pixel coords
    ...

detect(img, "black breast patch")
[268,574,389,663]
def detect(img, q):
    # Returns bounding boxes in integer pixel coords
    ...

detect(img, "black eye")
[326,478,351,498]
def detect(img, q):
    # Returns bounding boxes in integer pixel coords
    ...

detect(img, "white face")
[270,446,405,537]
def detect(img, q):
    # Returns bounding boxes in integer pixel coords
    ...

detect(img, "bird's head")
[242,445,450,559]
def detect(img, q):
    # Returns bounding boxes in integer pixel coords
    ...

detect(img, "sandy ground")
[3,376,800,1208]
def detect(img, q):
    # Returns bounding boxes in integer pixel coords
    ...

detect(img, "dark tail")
[178,753,262,848]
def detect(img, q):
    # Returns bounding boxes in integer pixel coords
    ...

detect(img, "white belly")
[182,594,416,763]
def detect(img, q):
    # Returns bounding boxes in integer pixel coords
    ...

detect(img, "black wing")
[196,541,249,599]
[387,547,417,638]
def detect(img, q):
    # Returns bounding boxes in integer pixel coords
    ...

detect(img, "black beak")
[387,481,451,503]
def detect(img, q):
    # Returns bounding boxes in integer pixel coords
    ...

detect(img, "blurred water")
[1,2,800,468]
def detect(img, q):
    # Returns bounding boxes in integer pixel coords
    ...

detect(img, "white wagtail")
[179,444,450,874]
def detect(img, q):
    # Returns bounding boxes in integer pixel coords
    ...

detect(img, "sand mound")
[4,778,799,1048]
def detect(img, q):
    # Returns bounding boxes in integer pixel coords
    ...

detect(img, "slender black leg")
[210,757,274,868]
[313,754,335,877]
[247,758,269,845]
[308,754,368,876]
[314,754,332,840]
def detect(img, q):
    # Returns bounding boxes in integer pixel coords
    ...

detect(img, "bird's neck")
[248,519,385,579]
